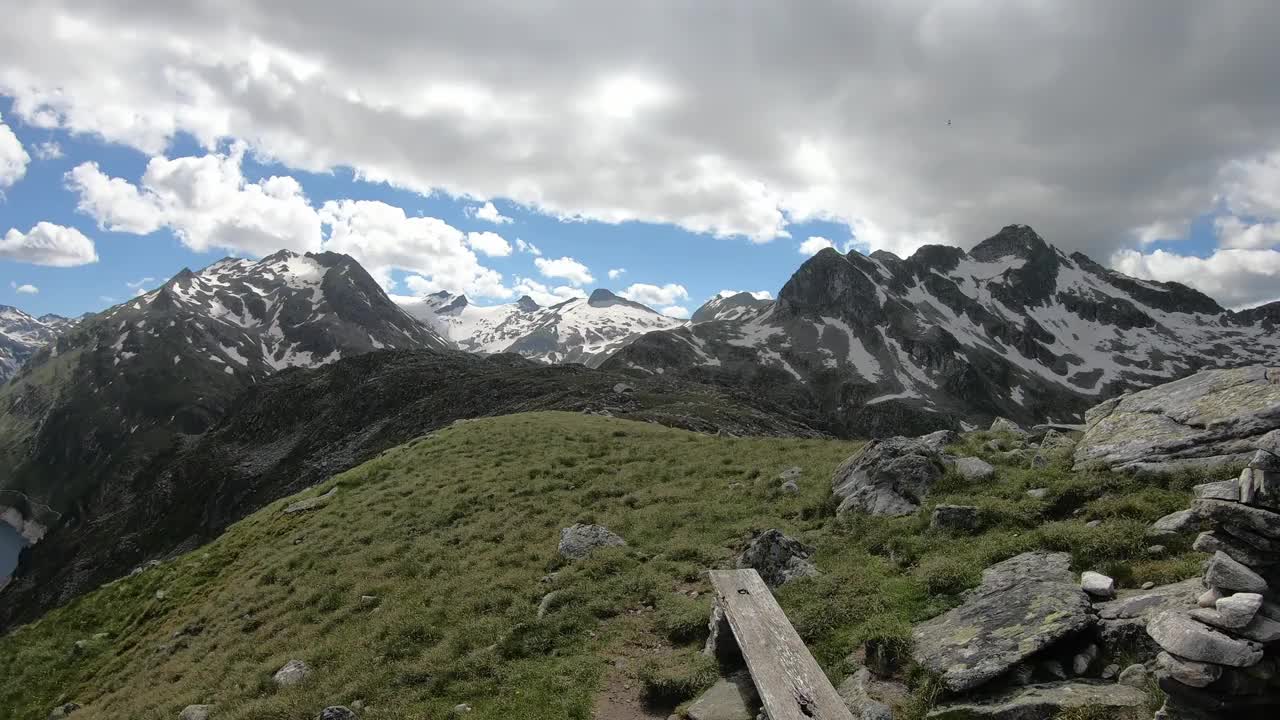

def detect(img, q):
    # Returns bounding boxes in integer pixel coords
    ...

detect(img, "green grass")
[0,417,1213,720]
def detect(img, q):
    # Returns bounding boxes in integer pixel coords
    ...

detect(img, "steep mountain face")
[400,288,684,367]
[0,307,75,383]
[0,347,820,627]
[607,225,1280,435]
[690,291,773,324]
[0,251,450,612]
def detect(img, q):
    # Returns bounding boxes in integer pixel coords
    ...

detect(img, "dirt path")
[591,614,678,720]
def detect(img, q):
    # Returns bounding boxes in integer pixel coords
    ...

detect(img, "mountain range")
[3,223,1280,626]
[0,307,76,384]
[399,287,685,367]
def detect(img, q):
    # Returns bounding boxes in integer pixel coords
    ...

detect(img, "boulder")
[1237,612,1280,643]
[1156,652,1222,688]
[179,706,215,720]
[317,708,356,720]
[1073,366,1280,473]
[1026,487,1049,499]
[1194,480,1239,501]
[1038,429,1076,454]
[911,552,1094,693]
[1215,592,1263,628]
[778,466,802,481]
[989,417,1026,434]
[557,524,626,560]
[735,529,817,588]
[1239,465,1280,511]
[1148,509,1199,539]
[831,437,946,516]
[1146,610,1264,667]
[48,704,80,720]
[919,429,960,453]
[273,659,312,687]
[954,457,995,481]
[925,681,1147,719]
[1117,663,1150,689]
[1081,571,1117,599]
[1193,500,1280,544]
[1204,551,1268,593]
[283,486,338,514]
[835,668,893,720]
[612,383,635,394]
[685,671,759,720]
[930,505,980,534]
[1193,531,1274,569]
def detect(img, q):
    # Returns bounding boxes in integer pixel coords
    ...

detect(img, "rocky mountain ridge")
[399,287,685,367]
[0,306,75,383]
[608,225,1280,435]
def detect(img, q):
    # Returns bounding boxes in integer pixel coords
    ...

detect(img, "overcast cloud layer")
[3,1,1280,307]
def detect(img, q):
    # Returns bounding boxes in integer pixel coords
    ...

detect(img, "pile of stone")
[1146,430,1280,720]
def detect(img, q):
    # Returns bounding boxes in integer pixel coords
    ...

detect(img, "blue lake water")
[0,522,25,578]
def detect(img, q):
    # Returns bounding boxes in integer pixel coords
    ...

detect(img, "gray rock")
[930,505,980,534]
[778,466,802,481]
[925,681,1147,719]
[989,417,1025,434]
[1038,429,1076,454]
[317,709,356,720]
[1085,519,1102,528]
[1029,453,1050,469]
[1237,611,1280,643]
[1100,664,1120,680]
[1142,582,1155,590]
[1026,487,1049,499]
[1146,610,1263,667]
[686,671,759,720]
[735,529,817,588]
[1193,531,1273,569]
[537,591,560,619]
[1148,509,1199,539]
[273,659,312,687]
[836,668,893,720]
[283,486,338,514]
[179,706,214,720]
[1155,652,1222,688]
[912,551,1093,693]
[48,704,80,720]
[1081,571,1117,599]
[954,456,995,481]
[1073,366,1280,473]
[703,600,736,662]
[1214,592,1262,629]
[1193,479,1239,501]
[918,429,960,453]
[557,523,626,560]
[1204,551,1268,593]
[1040,659,1068,681]
[1257,429,1280,455]
[1071,644,1099,676]
[1147,544,1167,555]
[831,436,946,516]
[1238,464,1280,511]
[452,704,472,716]
[612,383,635,394]
[1197,586,1223,609]
[780,479,800,494]
[1117,663,1149,689]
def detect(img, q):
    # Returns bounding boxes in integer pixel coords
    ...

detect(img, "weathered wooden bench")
[709,569,854,720]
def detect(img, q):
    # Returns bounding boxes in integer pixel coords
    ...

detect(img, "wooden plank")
[709,569,854,720]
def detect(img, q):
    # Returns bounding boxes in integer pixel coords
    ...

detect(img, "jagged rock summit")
[606,225,1280,436]
[0,305,75,383]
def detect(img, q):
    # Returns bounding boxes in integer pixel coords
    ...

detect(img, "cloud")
[515,238,542,256]
[320,199,510,298]
[66,145,321,255]
[511,276,585,306]
[534,256,594,285]
[0,222,97,266]
[619,282,688,307]
[0,112,29,189]
[10,281,38,294]
[6,1,1280,269]
[659,305,689,318]
[717,289,773,300]
[465,230,512,257]
[607,267,626,280]
[125,276,156,296]
[1111,247,1280,309]
[799,236,834,255]
[468,201,512,224]
[1214,216,1280,250]
[33,141,62,160]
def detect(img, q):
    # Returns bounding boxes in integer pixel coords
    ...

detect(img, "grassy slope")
[0,413,1210,720]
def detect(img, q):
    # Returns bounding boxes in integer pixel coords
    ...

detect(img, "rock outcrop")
[1074,366,1280,474]
[735,529,818,588]
[926,680,1147,719]
[831,436,947,516]
[911,551,1094,692]
[1147,435,1280,719]
[557,524,626,560]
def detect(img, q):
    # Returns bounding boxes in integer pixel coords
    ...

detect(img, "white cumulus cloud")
[619,282,689,308]
[511,276,585,306]
[799,236,834,255]
[515,238,542,256]
[10,281,38,294]
[534,256,594,286]
[717,289,773,300]
[466,230,512,257]
[607,268,626,280]
[0,222,98,266]
[1111,247,1280,309]
[33,141,62,160]
[659,305,689,318]
[469,201,512,224]
[0,112,29,189]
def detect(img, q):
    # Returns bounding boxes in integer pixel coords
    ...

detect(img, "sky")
[2,1,1280,319]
